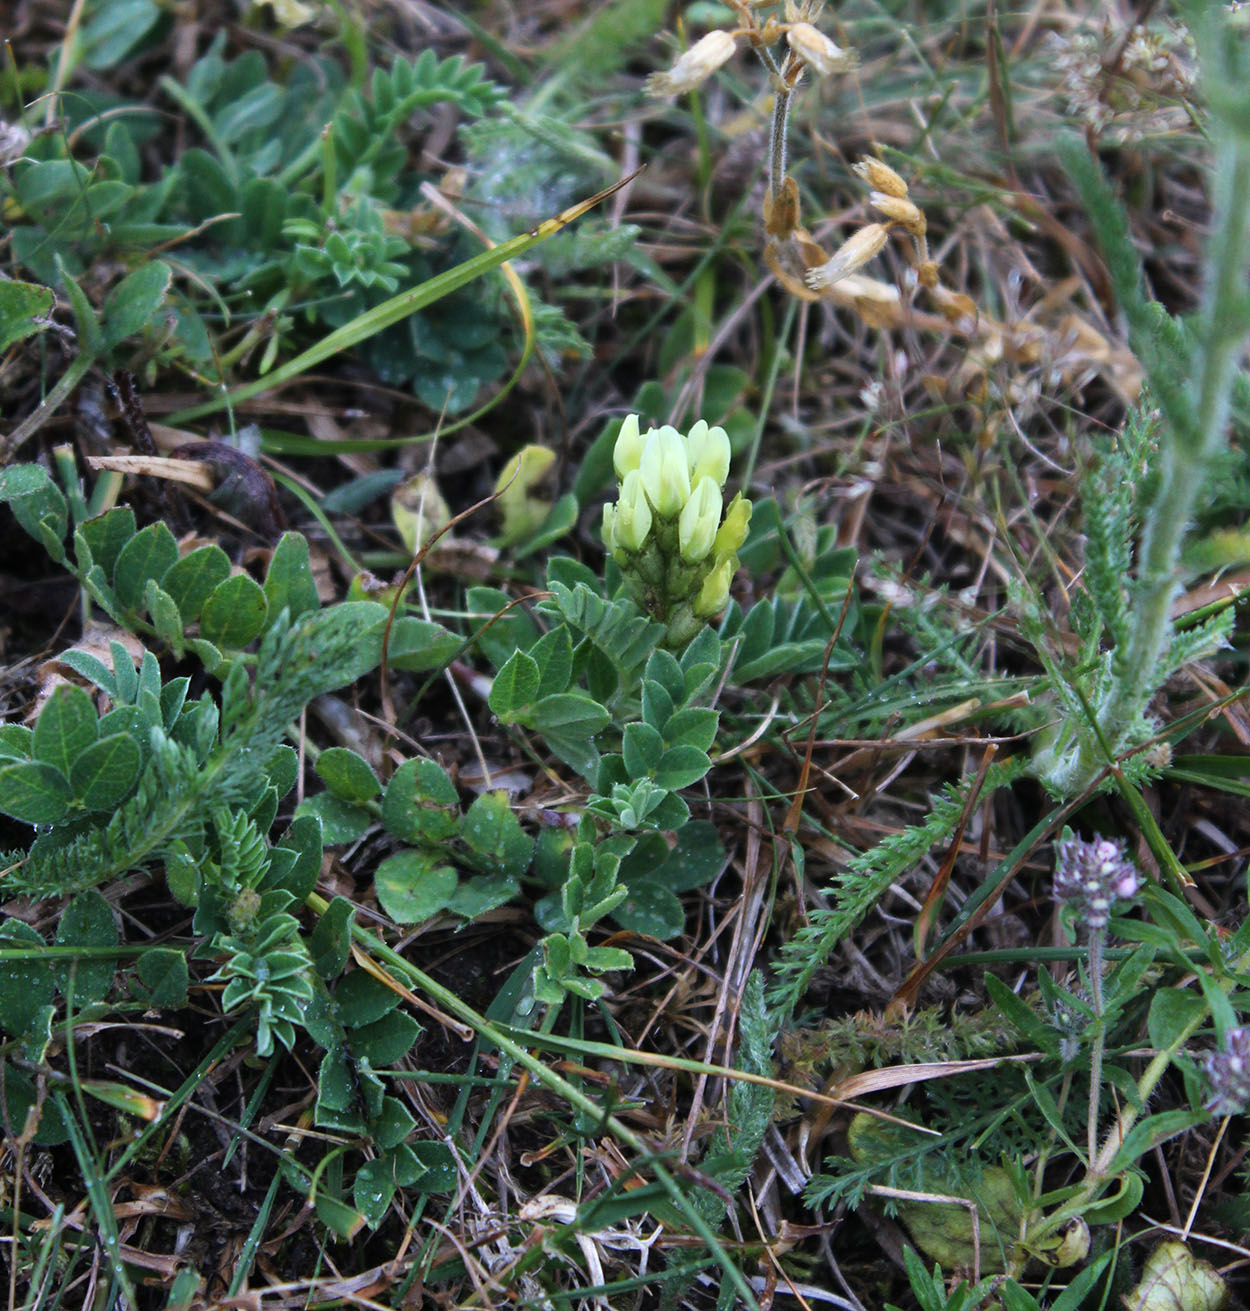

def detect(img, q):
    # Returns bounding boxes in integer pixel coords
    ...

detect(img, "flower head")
[1204,1026,1250,1116]
[1053,835,1142,933]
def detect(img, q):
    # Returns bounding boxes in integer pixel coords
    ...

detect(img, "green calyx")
[602,415,751,647]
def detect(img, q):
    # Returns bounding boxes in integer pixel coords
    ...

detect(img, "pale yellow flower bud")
[693,557,733,617]
[713,492,752,559]
[613,414,645,479]
[602,502,619,556]
[646,30,738,97]
[871,192,926,236]
[786,23,856,76]
[684,419,731,489]
[678,476,722,563]
[640,426,690,517]
[616,469,653,552]
[805,224,889,290]
[853,158,908,198]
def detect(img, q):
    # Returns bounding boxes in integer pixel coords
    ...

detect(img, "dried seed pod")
[853,158,909,198]
[805,223,889,290]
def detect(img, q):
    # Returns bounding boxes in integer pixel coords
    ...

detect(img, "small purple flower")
[1204,1027,1250,1116]
[1053,835,1142,932]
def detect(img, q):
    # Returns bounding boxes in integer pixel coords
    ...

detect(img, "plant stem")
[768,83,791,203]
[1070,58,1250,790]
[1086,930,1105,1164]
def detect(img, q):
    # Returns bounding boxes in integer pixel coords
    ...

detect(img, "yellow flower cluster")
[603,416,752,647]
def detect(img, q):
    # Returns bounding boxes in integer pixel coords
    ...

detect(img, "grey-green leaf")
[68,733,142,810]
[610,878,685,940]
[489,649,540,720]
[263,532,321,622]
[315,747,381,804]
[55,890,118,1006]
[101,260,172,350]
[200,573,268,648]
[133,948,189,1008]
[113,520,179,612]
[386,617,462,672]
[375,850,458,924]
[652,745,711,792]
[32,684,99,777]
[160,544,230,622]
[0,920,56,1039]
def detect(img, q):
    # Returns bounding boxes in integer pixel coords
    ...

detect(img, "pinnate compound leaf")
[529,625,573,697]
[529,693,610,736]
[353,1157,397,1227]
[309,896,355,980]
[0,761,72,824]
[113,520,178,612]
[349,1010,420,1066]
[375,850,458,924]
[68,733,142,810]
[663,706,718,753]
[144,578,185,655]
[200,573,268,648]
[0,725,32,759]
